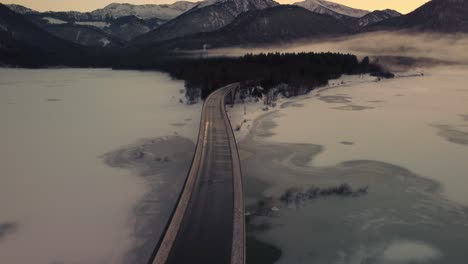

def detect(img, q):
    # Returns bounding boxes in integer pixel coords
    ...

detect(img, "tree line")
[149,52,391,103]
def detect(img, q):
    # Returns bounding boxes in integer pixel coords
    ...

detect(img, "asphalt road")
[152,84,244,264]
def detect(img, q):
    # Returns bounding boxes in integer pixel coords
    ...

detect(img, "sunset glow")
[0,0,430,14]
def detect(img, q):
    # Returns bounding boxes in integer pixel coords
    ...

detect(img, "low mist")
[205,31,468,70]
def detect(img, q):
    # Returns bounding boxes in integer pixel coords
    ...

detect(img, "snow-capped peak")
[380,9,401,17]
[195,0,278,12]
[293,0,369,18]
[6,4,38,15]
[358,9,401,27]
[168,1,199,11]
[90,1,198,20]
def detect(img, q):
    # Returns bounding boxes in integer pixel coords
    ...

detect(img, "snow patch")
[75,21,110,29]
[99,38,111,47]
[197,0,221,9]
[75,31,81,41]
[6,4,38,15]
[294,0,369,18]
[195,0,278,13]
[227,98,267,143]
[43,17,68,24]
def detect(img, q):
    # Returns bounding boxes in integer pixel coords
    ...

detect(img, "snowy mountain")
[31,16,125,47]
[0,4,76,50]
[106,16,164,41]
[5,4,38,15]
[23,13,165,44]
[40,23,125,48]
[293,0,369,18]
[193,0,279,12]
[0,3,94,67]
[370,0,468,32]
[89,1,198,20]
[132,0,279,45]
[358,9,401,27]
[154,5,354,50]
[6,5,166,44]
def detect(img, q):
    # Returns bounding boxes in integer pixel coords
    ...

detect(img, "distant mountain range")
[148,5,353,52]
[358,9,401,27]
[0,4,113,67]
[5,4,38,15]
[4,1,196,47]
[25,13,165,46]
[106,15,164,41]
[90,2,197,20]
[1,0,468,67]
[293,0,369,18]
[3,0,399,47]
[8,2,196,20]
[369,0,468,32]
[132,0,279,45]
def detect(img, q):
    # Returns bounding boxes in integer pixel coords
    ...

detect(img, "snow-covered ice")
[0,69,201,263]
[382,240,442,263]
[232,67,468,206]
[265,66,468,206]
[235,66,468,264]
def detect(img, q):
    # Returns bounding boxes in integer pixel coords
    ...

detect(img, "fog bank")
[207,31,468,70]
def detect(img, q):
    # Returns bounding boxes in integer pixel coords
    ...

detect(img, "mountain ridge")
[0,3,110,67]
[293,0,369,18]
[369,0,468,32]
[137,5,354,53]
[132,0,279,45]
[358,9,401,27]
[89,1,197,20]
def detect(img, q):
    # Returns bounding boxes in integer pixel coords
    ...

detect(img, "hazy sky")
[0,0,430,14]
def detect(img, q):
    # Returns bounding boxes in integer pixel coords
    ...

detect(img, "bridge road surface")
[151,83,245,264]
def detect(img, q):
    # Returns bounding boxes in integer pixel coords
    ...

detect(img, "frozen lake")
[0,69,201,263]
[234,66,468,264]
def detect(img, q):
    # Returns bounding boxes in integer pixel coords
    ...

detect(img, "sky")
[0,0,430,14]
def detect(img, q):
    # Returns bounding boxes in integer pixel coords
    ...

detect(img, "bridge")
[149,83,245,264]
